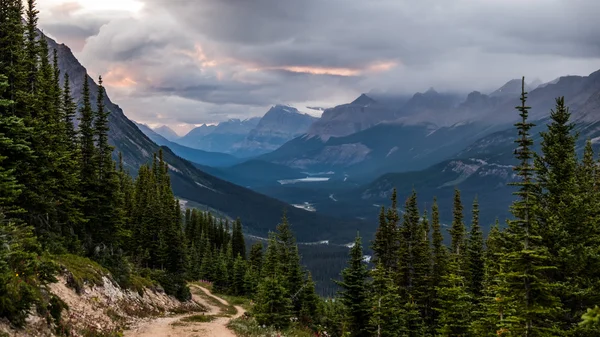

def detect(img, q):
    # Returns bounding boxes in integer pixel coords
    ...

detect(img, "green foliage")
[253,276,292,329]
[336,234,371,337]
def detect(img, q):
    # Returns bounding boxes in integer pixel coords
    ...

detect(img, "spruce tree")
[231,217,246,260]
[254,275,292,329]
[435,269,473,336]
[473,221,508,336]
[298,271,320,326]
[467,196,484,299]
[78,75,97,249]
[336,233,371,337]
[450,188,466,258]
[372,189,399,272]
[430,197,447,330]
[498,77,560,335]
[0,75,30,213]
[369,262,405,337]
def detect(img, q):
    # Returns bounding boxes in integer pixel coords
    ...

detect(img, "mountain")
[305,93,398,140]
[177,118,260,154]
[259,91,503,181]
[350,71,600,229]
[153,125,180,141]
[183,124,216,139]
[134,122,241,167]
[399,88,463,124]
[46,34,369,243]
[231,105,317,157]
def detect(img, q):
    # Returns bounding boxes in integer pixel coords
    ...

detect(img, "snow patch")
[292,202,316,212]
[386,146,399,157]
[278,177,330,185]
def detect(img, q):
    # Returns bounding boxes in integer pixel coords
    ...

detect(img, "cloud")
[39,0,600,127]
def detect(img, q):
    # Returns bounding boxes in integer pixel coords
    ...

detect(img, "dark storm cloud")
[42,0,600,126]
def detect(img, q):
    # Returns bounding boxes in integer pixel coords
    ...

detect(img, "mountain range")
[176,105,317,158]
[46,33,368,243]
[153,125,180,141]
[238,72,600,232]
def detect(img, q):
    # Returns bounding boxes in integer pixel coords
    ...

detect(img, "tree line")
[325,79,600,336]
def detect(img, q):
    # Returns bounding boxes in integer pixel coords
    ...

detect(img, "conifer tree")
[248,242,263,273]
[369,262,405,337]
[254,275,292,329]
[498,77,560,335]
[397,190,420,298]
[435,269,473,336]
[473,221,508,336]
[467,196,484,299]
[430,197,447,329]
[449,188,466,258]
[336,234,371,337]
[298,271,320,326]
[0,75,30,213]
[232,254,246,296]
[372,189,399,271]
[231,217,246,260]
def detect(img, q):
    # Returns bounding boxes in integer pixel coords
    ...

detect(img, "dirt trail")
[124,285,245,337]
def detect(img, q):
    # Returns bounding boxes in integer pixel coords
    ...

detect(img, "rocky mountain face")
[232,105,317,157]
[153,125,180,141]
[46,33,368,243]
[259,72,600,183]
[177,118,260,154]
[306,93,398,140]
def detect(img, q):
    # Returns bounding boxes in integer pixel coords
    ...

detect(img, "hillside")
[47,34,370,243]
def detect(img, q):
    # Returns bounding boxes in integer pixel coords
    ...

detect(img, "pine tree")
[450,188,466,258]
[473,221,508,336]
[498,77,560,335]
[232,254,246,296]
[397,190,420,299]
[336,233,371,337]
[298,271,320,326]
[430,197,447,330]
[372,189,399,272]
[254,275,292,329]
[435,269,473,336]
[467,196,484,299]
[0,75,30,213]
[231,217,246,260]
[369,263,405,337]
[248,242,263,273]
[78,75,97,249]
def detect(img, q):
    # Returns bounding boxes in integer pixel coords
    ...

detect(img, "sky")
[38,0,600,135]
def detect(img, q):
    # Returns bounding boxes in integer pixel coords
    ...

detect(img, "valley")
[3,0,600,335]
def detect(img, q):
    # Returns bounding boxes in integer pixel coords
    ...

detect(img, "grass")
[189,284,237,317]
[129,274,156,295]
[227,317,315,337]
[54,254,110,293]
[180,314,216,323]
[216,293,253,310]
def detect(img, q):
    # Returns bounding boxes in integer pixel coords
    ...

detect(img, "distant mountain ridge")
[177,117,261,154]
[134,122,241,167]
[176,105,317,157]
[153,125,180,141]
[232,105,318,156]
[259,73,600,183]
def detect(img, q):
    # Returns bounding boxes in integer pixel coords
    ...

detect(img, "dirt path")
[124,285,245,337]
